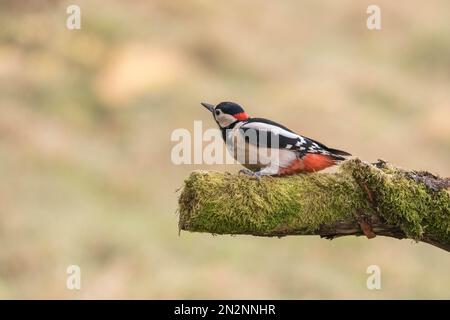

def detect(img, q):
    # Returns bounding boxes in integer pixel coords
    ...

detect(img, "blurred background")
[0,0,449,299]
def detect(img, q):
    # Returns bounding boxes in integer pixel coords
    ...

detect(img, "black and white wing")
[239,118,350,159]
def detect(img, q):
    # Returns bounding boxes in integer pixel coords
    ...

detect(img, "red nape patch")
[278,154,336,175]
[233,112,249,121]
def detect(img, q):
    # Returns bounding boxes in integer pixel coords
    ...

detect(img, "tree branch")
[177,159,450,252]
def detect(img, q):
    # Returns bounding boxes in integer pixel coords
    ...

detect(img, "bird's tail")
[327,148,352,161]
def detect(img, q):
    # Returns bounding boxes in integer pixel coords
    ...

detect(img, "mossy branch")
[178,159,450,252]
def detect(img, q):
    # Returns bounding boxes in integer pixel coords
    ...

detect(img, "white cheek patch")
[215,113,236,127]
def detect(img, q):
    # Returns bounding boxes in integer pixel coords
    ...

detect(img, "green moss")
[178,159,450,246]
[344,160,450,243]
[179,167,368,236]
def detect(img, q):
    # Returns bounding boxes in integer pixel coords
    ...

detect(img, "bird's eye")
[215,110,220,116]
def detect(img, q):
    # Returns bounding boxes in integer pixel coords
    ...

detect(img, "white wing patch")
[241,121,309,146]
[241,122,301,140]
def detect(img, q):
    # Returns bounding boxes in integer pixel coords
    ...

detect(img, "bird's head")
[201,101,249,128]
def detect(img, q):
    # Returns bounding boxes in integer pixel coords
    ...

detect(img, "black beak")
[201,102,215,113]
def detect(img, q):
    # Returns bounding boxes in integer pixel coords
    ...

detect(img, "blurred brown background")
[0,0,449,299]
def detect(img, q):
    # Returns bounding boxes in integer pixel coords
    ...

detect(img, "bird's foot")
[238,168,262,181]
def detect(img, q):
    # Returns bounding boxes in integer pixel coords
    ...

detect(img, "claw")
[239,168,262,181]
[239,168,253,176]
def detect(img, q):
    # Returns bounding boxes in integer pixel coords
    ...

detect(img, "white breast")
[224,124,297,170]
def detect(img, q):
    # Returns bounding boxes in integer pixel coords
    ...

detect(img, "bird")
[201,101,351,178]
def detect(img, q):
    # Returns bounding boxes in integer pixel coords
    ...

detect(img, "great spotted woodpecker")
[201,101,351,177]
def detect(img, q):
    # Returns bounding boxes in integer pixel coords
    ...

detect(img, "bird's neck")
[219,120,243,141]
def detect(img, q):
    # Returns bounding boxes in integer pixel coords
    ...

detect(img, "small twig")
[355,210,376,239]
[353,179,381,239]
